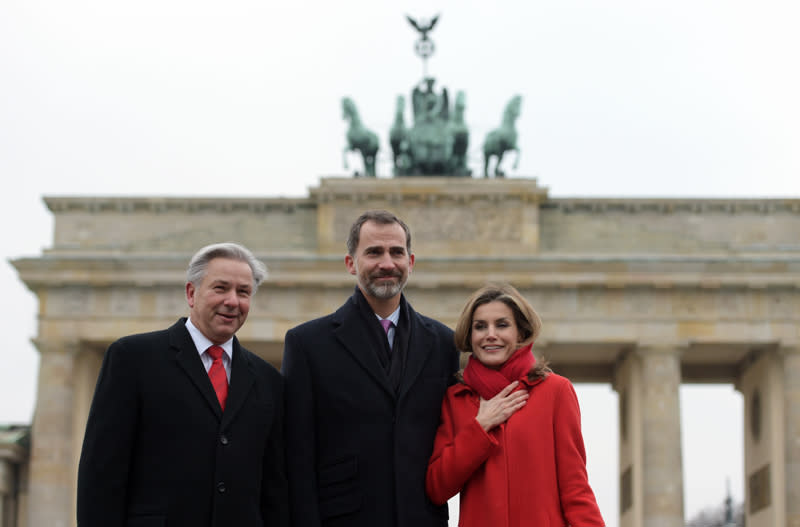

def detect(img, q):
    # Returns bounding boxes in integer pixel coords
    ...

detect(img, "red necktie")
[207,345,228,411]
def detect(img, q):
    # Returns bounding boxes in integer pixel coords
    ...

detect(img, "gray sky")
[2,0,797,524]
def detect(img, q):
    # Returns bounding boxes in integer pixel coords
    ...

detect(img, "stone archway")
[12,177,800,527]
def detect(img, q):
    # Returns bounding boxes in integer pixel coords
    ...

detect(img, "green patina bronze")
[341,15,522,178]
[391,77,470,177]
[342,97,379,178]
[483,94,522,178]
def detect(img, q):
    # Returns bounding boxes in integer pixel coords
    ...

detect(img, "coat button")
[217,482,226,493]
[220,435,229,445]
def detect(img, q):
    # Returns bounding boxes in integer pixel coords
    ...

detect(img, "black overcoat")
[77,318,288,527]
[282,292,459,527]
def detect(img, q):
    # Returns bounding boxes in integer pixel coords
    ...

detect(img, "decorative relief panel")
[748,463,771,514]
[155,289,186,318]
[110,288,140,317]
[48,287,93,316]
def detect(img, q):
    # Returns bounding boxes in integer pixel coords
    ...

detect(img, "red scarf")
[462,343,535,399]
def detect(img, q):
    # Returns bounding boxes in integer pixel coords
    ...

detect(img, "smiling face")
[186,257,254,344]
[345,219,414,310]
[470,300,522,370]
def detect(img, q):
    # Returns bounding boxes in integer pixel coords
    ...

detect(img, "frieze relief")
[48,287,93,317]
[110,288,141,317]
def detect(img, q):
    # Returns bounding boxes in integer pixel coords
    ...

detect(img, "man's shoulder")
[286,298,354,337]
[112,321,180,349]
[286,311,337,337]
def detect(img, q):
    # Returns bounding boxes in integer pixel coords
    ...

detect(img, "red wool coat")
[426,373,605,527]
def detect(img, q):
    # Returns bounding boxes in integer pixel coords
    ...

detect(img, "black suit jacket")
[77,318,288,527]
[282,291,459,527]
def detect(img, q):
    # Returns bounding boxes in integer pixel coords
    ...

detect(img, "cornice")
[44,196,315,214]
[42,194,800,216]
[309,176,550,204]
[543,198,800,215]
[12,254,800,290]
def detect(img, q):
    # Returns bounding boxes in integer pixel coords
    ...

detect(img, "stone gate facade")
[10,177,800,527]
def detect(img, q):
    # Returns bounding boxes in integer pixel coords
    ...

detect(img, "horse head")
[504,95,522,123]
[342,97,358,123]
[394,95,405,124]
[453,91,466,122]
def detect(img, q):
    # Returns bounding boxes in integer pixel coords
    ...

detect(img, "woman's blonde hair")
[454,282,543,353]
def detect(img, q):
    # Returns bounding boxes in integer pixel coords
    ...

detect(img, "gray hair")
[346,210,411,256]
[186,242,268,292]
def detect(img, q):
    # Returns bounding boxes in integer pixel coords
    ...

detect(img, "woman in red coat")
[426,283,605,527]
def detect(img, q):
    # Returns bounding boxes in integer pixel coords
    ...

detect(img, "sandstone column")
[69,347,104,525]
[615,346,684,527]
[25,340,77,527]
[737,349,786,527]
[0,459,11,527]
[782,346,800,527]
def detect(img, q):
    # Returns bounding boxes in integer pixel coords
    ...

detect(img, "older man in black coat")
[282,210,460,527]
[77,242,288,527]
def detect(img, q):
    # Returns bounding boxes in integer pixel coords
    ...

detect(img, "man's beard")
[364,273,406,299]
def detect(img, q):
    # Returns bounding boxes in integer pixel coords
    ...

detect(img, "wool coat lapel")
[398,303,437,400]
[170,322,224,420]
[222,339,255,427]
[332,294,395,398]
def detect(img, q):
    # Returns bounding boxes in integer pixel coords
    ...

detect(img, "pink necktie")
[207,345,228,411]
[380,319,393,349]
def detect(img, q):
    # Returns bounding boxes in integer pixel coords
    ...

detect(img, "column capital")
[633,343,687,358]
[778,344,800,358]
[31,338,82,356]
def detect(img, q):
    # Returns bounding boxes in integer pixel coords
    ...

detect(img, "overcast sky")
[2,0,797,524]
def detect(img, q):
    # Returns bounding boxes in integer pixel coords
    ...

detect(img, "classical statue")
[448,91,470,176]
[338,14,526,179]
[389,95,411,175]
[341,97,379,178]
[397,77,461,176]
[483,95,522,178]
[412,77,449,125]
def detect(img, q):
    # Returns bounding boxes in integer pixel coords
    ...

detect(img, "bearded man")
[282,209,459,527]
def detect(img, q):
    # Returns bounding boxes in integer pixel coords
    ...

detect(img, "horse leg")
[364,154,376,177]
[495,151,506,177]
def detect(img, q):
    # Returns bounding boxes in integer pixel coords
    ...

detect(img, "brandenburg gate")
[9,177,800,527]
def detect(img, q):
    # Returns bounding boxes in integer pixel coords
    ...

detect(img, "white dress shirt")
[185,318,233,382]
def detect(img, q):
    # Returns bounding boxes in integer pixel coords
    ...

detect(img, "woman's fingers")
[495,380,519,398]
[475,382,529,431]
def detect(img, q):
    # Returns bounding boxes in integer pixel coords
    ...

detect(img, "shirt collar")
[185,318,234,360]
[376,306,401,326]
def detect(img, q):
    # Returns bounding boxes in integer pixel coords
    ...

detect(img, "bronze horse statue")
[482,95,522,178]
[389,95,410,174]
[449,91,469,176]
[342,97,379,177]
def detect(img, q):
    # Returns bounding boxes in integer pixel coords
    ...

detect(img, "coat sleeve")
[77,339,139,527]
[281,328,321,527]
[261,370,290,527]
[425,390,497,505]
[552,377,606,526]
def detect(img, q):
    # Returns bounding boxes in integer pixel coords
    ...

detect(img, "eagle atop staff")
[406,14,439,41]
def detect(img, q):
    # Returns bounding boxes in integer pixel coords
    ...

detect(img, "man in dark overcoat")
[282,210,459,527]
[77,242,288,527]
